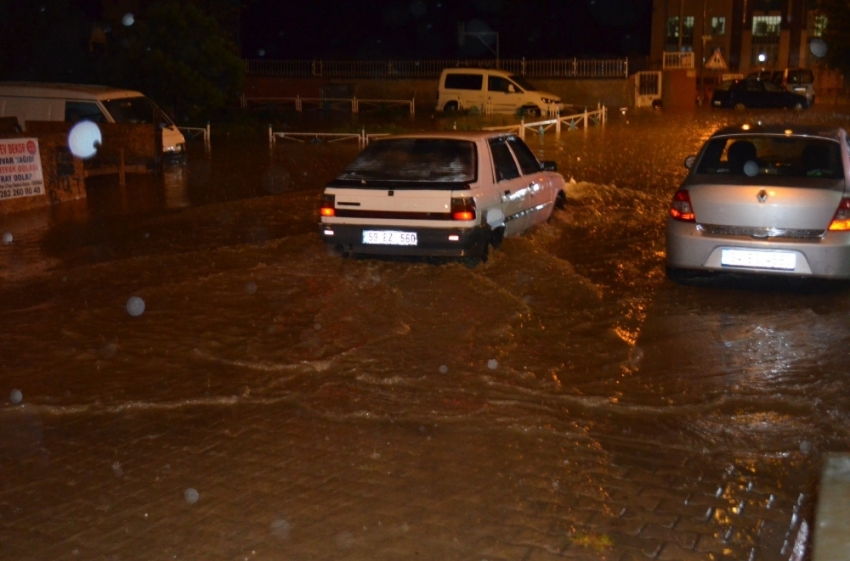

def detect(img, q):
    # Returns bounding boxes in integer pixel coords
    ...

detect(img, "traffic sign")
[705,48,727,70]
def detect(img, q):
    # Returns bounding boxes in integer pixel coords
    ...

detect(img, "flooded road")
[2,106,850,560]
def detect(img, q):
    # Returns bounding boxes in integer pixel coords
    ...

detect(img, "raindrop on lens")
[270,518,291,539]
[126,296,145,317]
[439,365,448,374]
[800,440,813,454]
[122,13,135,26]
[244,281,257,294]
[68,121,102,159]
[2,232,12,244]
[9,388,23,404]
[487,359,498,370]
[184,488,199,504]
[743,160,759,177]
[810,38,827,58]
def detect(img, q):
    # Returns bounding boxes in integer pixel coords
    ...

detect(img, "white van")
[0,82,186,156]
[436,68,565,117]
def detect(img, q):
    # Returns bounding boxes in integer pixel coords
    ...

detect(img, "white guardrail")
[267,104,607,149]
[268,126,390,148]
[178,123,211,144]
[481,104,607,139]
[246,58,629,79]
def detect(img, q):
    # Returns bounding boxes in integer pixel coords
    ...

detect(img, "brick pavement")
[0,398,814,561]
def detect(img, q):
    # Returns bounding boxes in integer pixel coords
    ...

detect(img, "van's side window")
[444,73,483,91]
[65,101,106,124]
[489,138,520,182]
[488,76,514,93]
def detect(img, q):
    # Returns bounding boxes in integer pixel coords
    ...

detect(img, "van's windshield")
[509,75,537,91]
[102,96,174,127]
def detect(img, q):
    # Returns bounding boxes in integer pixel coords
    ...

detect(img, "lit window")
[812,14,827,37]
[711,17,726,35]
[753,15,781,37]
[666,16,694,46]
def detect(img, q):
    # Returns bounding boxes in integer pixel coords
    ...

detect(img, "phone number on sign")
[0,185,43,199]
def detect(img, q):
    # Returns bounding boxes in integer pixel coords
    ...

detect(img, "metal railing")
[663,52,695,69]
[482,104,608,139]
[246,58,629,79]
[241,95,415,115]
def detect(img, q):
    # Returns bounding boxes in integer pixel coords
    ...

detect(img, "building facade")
[650,0,827,75]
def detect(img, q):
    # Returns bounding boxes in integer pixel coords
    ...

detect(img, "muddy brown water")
[1,106,850,560]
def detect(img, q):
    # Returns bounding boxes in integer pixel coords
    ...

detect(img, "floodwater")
[2,106,850,560]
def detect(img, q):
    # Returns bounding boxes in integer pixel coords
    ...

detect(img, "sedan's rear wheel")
[733,102,746,110]
[443,101,459,112]
[792,101,805,110]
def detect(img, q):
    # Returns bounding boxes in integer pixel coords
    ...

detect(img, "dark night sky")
[239,0,654,60]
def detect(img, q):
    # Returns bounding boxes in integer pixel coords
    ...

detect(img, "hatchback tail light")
[319,194,335,217]
[669,189,695,222]
[451,196,476,221]
[828,198,850,231]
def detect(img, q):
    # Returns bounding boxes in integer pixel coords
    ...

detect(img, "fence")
[246,58,629,79]
[243,95,416,115]
[267,105,607,150]
[268,126,389,148]
[663,52,694,69]
[482,104,607,139]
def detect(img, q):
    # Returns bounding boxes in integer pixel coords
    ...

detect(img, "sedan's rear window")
[696,136,844,179]
[336,138,477,182]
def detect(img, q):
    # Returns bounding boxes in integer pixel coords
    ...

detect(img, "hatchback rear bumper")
[319,222,491,258]
[666,219,850,278]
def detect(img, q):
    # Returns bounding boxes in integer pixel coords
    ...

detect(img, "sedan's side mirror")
[540,160,557,171]
[684,155,697,169]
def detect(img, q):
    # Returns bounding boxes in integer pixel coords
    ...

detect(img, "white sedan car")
[319,131,567,265]
[667,123,850,279]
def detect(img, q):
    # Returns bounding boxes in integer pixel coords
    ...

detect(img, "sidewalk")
[1,398,814,561]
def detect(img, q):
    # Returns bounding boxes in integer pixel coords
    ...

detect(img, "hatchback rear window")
[696,136,843,179]
[336,138,477,182]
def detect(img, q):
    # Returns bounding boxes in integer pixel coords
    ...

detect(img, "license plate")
[721,248,796,270]
[362,230,418,246]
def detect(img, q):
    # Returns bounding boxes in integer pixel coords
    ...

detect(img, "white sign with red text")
[0,138,44,201]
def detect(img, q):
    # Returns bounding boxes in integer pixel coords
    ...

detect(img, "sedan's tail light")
[669,189,695,222]
[828,198,850,231]
[451,196,476,220]
[320,194,335,217]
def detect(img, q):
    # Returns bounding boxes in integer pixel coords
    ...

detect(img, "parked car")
[747,67,816,106]
[666,123,850,279]
[436,68,565,117]
[711,78,809,110]
[0,82,186,156]
[319,131,567,265]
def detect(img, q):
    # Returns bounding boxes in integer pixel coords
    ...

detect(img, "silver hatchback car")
[666,124,850,279]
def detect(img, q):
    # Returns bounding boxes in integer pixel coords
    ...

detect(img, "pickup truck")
[319,131,567,265]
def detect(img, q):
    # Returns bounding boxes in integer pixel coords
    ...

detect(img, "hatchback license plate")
[362,230,417,246]
[721,248,796,270]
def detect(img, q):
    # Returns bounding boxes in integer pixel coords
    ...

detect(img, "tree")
[97,0,246,121]
[817,0,850,82]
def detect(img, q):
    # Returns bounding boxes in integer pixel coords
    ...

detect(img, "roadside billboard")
[0,138,44,201]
